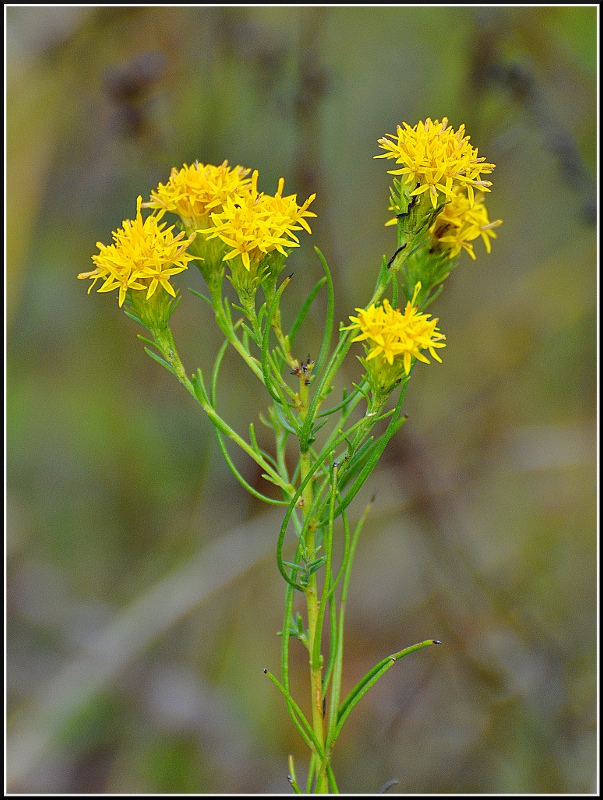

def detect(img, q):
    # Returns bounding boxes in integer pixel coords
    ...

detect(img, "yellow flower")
[343,284,446,376]
[78,196,196,307]
[261,176,317,238]
[143,160,253,228]
[375,117,495,208]
[430,188,503,260]
[199,171,316,272]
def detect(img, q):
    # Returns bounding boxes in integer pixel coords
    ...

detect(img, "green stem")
[297,375,328,793]
[214,299,265,382]
[301,470,327,792]
[151,326,295,497]
[323,499,373,764]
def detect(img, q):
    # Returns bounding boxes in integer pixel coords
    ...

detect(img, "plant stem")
[298,375,328,793]
[152,326,295,497]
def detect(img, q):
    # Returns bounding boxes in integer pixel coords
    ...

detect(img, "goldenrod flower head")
[199,171,316,272]
[78,196,196,307]
[431,188,503,260]
[143,160,252,228]
[343,284,446,378]
[262,176,317,237]
[375,117,495,208]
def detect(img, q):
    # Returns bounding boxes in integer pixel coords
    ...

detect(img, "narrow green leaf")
[136,334,157,347]
[335,639,442,738]
[299,325,355,451]
[263,669,322,756]
[191,368,209,405]
[280,560,304,571]
[261,279,290,404]
[143,347,177,377]
[333,420,403,517]
[312,248,335,378]
[123,308,143,325]
[248,422,261,455]
[210,336,231,406]
[289,275,327,346]
[276,463,326,591]
[307,556,327,575]
[332,388,409,518]
[316,384,365,418]
[213,428,288,506]
[287,755,303,794]
[188,287,213,306]
[422,283,444,310]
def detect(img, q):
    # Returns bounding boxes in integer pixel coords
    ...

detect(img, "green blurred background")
[6,6,597,794]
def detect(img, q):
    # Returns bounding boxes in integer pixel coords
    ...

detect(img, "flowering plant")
[79,117,501,793]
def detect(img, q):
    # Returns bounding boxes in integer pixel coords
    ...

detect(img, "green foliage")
[6,5,596,795]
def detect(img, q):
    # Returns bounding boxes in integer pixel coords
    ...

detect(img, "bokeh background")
[6,6,598,794]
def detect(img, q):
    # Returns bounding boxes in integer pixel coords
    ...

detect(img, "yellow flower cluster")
[78,197,196,307]
[143,160,252,228]
[430,188,503,260]
[343,284,446,376]
[81,161,316,306]
[199,172,316,272]
[375,117,495,208]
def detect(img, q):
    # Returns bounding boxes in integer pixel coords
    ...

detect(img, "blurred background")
[6,6,597,794]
